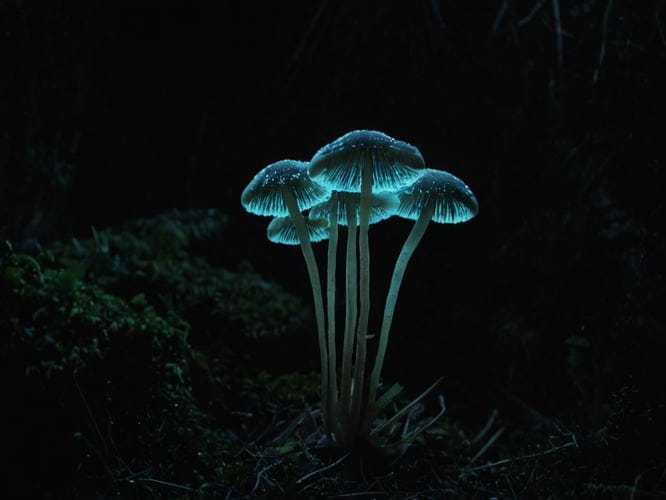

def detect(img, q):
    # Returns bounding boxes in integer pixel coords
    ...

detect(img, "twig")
[371,377,443,436]
[105,410,132,472]
[329,491,395,499]
[470,408,498,446]
[505,473,519,500]
[386,395,447,467]
[552,0,563,67]
[133,477,194,492]
[470,438,577,471]
[252,459,285,495]
[295,452,350,484]
[516,0,548,27]
[405,490,438,500]
[266,410,306,446]
[468,426,505,466]
[551,421,578,449]
[73,373,107,455]
[593,0,614,84]
[492,0,510,33]
[121,467,154,481]
[306,405,323,434]
[401,394,447,444]
[73,373,122,489]
[247,416,275,447]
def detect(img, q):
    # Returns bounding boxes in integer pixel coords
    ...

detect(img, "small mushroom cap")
[396,168,478,224]
[309,192,399,226]
[308,130,425,192]
[241,159,331,217]
[267,216,329,245]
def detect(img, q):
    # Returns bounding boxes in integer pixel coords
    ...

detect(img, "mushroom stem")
[339,197,359,445]
[366,203,434,424]
[350,164,373,436]
[326,192,339,435]
[283,189,330,434]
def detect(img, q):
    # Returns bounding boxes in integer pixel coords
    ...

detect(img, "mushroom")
[267,215,329,245]
[308,192,400,226]
[240,159,334,432]
[309,130,425,440]
[309,191,399,439]
[365,168,478,423]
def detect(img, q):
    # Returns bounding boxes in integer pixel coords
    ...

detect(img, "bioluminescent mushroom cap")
[396,168,478,223]
[241,159,331,217]
[267,216,329,245]
[308,130,426,192]
[309,192,399,226]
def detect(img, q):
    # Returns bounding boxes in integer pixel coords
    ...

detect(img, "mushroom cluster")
[241,130,478,450]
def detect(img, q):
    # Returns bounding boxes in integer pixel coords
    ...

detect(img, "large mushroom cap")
[396,168,478,224]
[241,159,331,217]
[308,130,425,192]
[267,216,329,245]
[309,192,399,226]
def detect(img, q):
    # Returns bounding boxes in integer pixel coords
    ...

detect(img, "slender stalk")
[339,197,358,446]
[326,192,339,436]
[349,164,373,436]
[283,189,330,434]
[366,204,434,419]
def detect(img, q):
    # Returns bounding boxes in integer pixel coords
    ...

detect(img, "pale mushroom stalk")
[364,168,478,427]
[349,164,373,434]
[308,190,400,446]
[326,192,339,435]
[366,202,434,418]
[283,188,330,434]
[308,130,426,444]
[339,198,359,445]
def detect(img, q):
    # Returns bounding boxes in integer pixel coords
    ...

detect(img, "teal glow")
[396,168,478,224]
[267,216,329,245]
[308,130,425,192]
[241,159,331,217]
[309,192,399,226]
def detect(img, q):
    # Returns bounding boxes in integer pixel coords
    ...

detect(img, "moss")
[0,209,315,498]
[42,208,311,342]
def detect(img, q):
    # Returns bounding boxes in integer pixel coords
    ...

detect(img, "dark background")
[2,0,665,455]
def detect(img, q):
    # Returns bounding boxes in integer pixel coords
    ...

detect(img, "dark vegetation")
[1,1,665,497]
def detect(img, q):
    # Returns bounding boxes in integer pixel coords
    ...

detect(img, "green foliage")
[44,209,310,340]
[0,209,315,497]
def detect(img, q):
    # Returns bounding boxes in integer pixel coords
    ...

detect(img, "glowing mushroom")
[267,215,329,245]
[241,159,334,432]
[309,130,425,440]
[366,168,478,421]
[241,159,330,217]
[308,192,399,226]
